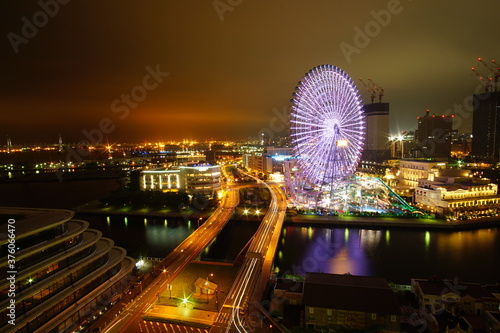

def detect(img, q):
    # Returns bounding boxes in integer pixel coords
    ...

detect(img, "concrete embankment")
[287,215,500,230]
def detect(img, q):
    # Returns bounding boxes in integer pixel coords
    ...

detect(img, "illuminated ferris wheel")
[290,65,365,187]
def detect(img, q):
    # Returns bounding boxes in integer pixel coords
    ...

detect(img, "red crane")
[472,57,500,92]
[368,78,384,103]
[359,78,376,104]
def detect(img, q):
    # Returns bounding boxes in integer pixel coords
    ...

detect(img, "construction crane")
[358,78,376,104]
[477,57,500,73]
[471,66,494,92]
[472,57,500,92]
[368,78,384,103]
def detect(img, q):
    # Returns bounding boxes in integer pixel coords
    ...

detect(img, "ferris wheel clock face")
[290,65,365,186]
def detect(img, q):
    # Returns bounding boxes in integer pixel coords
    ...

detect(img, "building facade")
[472,91,500,161]
[414,110,453,158]
[303,273,400,332]
[242,152,273,175]
[412,278,499,316]
[362,103,390,162]
[389,131,415,159]
[414,170,500,219]
[0,207,134,333]
[141,163,221,195]
[397,160,445,188]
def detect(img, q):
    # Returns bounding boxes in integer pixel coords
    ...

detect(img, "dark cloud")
[1,0,500,143]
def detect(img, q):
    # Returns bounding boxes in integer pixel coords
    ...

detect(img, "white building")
[414,170,500,218]
[397,160,445,188]
[141,163,221,195]
[242,152,273,175]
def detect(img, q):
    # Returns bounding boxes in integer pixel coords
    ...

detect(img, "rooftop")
[304,273,400,314]
[0,207,74,243]
[275,278,304,293]
[413,278,498,300]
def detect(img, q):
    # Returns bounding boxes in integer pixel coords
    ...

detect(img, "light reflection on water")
[274,225,500,284]
[80,214,194,258]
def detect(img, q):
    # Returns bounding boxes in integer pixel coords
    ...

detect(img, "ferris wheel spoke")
[290,65,365,189]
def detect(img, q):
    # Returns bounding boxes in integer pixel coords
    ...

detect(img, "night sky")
[2,1,500,144]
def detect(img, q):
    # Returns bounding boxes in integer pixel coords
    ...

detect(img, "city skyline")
[2,1,500,144]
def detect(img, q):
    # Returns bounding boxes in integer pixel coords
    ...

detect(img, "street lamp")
[215,286,219,311]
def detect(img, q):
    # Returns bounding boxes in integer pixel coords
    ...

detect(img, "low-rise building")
[303,273,400,332]
[397,160,445,188]
[414,170,500,218]
[141,163,221,195]
[411,277,499,316]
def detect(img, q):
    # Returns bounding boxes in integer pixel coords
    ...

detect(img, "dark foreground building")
[303,273,401,332]
[0,207,135,333]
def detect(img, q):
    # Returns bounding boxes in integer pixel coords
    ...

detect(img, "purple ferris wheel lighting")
[290,65,365,186]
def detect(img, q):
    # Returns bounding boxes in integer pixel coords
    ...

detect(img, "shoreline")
[287,215,500,230]
[74,201,499,231]
[74,201,214,220]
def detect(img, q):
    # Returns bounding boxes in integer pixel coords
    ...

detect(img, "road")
[210,176,287,333]
[103,186,240,333]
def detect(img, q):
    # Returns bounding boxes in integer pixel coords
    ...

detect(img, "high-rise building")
[0,207,134,333]
[472,91,500,161]
[389,131,415,159]
[414,110,453,159]
[362,103,390,162]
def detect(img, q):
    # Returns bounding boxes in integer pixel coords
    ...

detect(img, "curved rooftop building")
[0,207,135,333]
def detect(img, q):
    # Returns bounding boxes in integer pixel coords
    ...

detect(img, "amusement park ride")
[285,65,414,214]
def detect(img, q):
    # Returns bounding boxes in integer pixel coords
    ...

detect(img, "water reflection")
[275,225,500,284]
[79,214,193,258]
[292,227,374,277]
[434,228,498,266]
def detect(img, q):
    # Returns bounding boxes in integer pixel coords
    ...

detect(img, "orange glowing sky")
[2,1,500,143]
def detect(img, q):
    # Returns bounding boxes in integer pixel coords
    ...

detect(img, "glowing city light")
[336,139,348,147]
[290,65,365,186]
